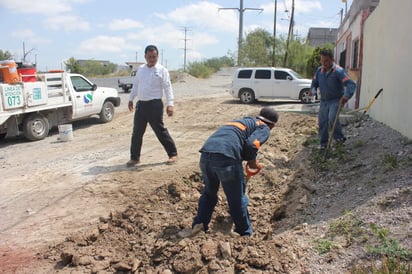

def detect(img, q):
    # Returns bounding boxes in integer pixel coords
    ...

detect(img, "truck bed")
[0,73,73,124]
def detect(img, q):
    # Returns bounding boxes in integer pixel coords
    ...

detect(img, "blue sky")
[0,0,351,71]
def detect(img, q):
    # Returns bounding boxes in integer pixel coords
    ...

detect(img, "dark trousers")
[193,152,252,236]
[130,99,177,160]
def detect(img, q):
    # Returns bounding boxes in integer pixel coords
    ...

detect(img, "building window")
[353,40,359,69]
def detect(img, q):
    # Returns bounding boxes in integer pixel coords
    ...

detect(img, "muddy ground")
[0,69,410,273]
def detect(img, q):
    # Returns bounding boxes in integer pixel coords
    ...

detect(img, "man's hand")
[245,161,263,180]
[167,106,174,117]
[128,101,134,112]
[247,160,263,170]
[340,96,349,105]
[309,87,316,96]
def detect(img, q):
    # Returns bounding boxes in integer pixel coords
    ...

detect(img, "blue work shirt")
[200,117,271,161]
[311,63,356,101]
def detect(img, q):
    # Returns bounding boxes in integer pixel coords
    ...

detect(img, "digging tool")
[245,163,262,194]
[323,102,343,160]
[345,88,383,116]
[359,88,383,120]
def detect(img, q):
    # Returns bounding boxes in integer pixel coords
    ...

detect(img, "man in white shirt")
[127,45,178,166]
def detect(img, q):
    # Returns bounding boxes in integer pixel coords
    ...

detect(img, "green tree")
[187,61,214,78]
[81,60,117,76]
[238,29,315,76]
[0,50,13,61]
[187,55,235,78]
[64,58,117,76]
[239,28,273,66]
[285,38,315,77]
[65,57,83,74]
[305,44,334,77]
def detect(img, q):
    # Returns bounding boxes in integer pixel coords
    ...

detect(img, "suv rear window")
[237,70,252,79]
[255,70,271,79]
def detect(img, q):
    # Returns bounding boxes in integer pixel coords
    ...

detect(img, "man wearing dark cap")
[192,107,279,236]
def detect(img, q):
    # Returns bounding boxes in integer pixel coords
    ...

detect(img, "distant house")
[335,0,380,109]
[306,27,338,47]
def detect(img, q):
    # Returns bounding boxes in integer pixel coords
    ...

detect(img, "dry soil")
[0,69,410,273]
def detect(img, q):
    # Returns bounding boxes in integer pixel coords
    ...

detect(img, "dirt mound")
[40,114,411,273]
[170,71,198,84]
[1,70,410,273]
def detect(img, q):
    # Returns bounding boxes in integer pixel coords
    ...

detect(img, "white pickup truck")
[117,70,136,93]
[0,71,121,141]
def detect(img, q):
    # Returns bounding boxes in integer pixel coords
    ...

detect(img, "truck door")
[70,75,99,118]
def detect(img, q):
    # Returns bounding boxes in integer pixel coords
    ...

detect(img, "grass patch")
[382,153,399,171]
[313,239,335,254]
[351,256,411,274]
[313,212,411,272]
[329,211,366,245]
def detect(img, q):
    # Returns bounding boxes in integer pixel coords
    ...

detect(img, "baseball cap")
[257,107,279,125]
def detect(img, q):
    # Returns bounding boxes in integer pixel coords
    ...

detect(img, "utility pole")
[181,27,191,72]
[283,0,294,67]
[219,0,263,66]
[272,0,277,67]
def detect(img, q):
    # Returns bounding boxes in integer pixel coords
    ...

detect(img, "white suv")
[230,67,313,104]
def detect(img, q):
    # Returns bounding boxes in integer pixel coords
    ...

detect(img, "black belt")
[138,99,161,104]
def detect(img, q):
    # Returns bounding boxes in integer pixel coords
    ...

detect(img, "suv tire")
[239,89,255,104]
[299,88,311,104]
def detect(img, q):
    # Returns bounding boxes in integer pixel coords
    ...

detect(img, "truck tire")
[99,101,115,123]
[239,89,255,104]
[23,114,50,141]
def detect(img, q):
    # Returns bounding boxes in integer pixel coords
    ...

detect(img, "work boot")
[191,223,205,236]
[335,137,347,147]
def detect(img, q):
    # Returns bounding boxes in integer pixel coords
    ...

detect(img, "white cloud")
[0,0,72,15]
[295,0,322,14]
[11,29,51,45]
[186,50,203,62]
[260,0,322,16]
[76,35,135,55]
[126,23,186,49]
[124,21,220,53]
[44,15,90,31]
[108,19,143,31]
[156,2,238,33]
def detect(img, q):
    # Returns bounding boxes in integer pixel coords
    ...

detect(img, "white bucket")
[58,124,73,141]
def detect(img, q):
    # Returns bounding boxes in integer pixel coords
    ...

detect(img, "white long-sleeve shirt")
[128,63,174,106]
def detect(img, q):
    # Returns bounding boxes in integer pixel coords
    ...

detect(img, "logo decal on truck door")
[83,93,93,104]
